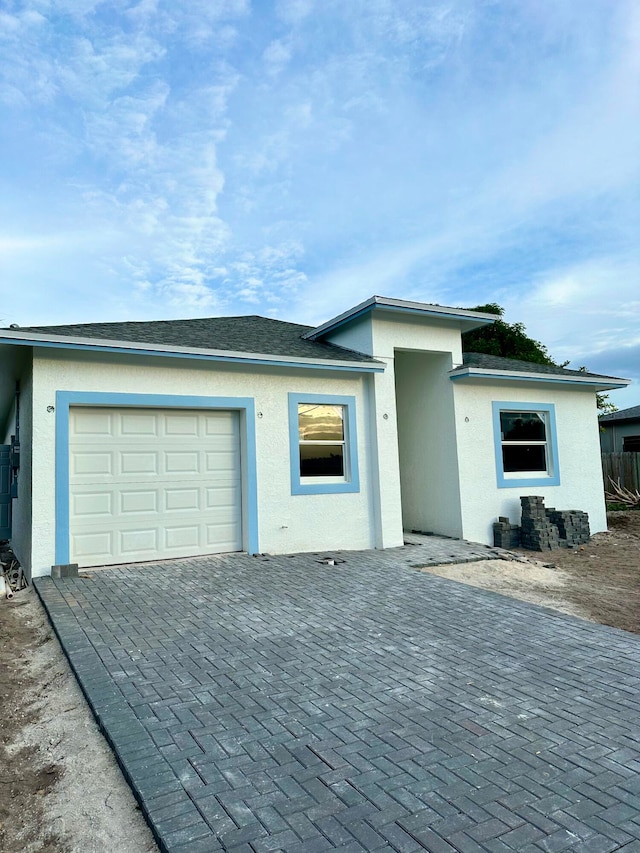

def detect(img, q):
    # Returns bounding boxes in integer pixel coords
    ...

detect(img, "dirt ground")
[1,512,638,852]
[0,589,158,853]
[422,511,640,634]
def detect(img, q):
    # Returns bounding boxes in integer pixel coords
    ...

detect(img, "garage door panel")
[72,530,113,560]
[72,451,114,477]
[120,451,159,475]
[120,413,159,436]
[120,528,158,555]
[206,523,241,549]
[204,413,236,435]
[120,489,159,514]
[165,488,200,511]
[72,490,113,518]
[165,525,200,549]
[165,451,199,473]
[72,411,113,435]
[165,414,199,436]
[205,450,240,472]
[206,485,241,509]
[69,407,243,567]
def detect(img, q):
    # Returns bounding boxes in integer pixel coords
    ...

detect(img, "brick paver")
[35,539,640,853]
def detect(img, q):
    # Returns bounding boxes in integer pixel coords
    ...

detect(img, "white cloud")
[263,39,293,76]
[276,0,314,26]
[502,257,640,366]
[0,1,250,318]
[0,0,638,346]
[0,229,117,255]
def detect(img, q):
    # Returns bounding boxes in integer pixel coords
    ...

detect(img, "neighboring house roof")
[304,295,496,340]
[0,315,383,371]
[451,352,630,390]
[599,404,640,424]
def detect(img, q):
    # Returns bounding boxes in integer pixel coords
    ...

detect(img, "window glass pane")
[298,404,344,441]
[623,435,640,452]
[500,412,546,441]
[502,444,547,472]
[300,444,344,477]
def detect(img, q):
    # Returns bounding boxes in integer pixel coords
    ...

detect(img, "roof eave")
[449,366,630,391]
[0,331,385,373]
[599,414,640,423]
[303,295,496,340]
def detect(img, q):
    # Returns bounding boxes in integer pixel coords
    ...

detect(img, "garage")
[68,407,242,567]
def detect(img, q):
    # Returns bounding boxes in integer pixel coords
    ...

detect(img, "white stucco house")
[0,295,630,580]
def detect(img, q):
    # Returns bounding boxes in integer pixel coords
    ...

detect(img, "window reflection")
[500,412,546,441]
[298,404,344,442]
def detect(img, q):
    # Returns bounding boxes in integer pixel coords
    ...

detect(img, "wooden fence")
[601,452,640,493]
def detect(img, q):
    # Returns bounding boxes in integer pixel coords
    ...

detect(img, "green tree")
[463,303,616,414]
[462,303,555,365]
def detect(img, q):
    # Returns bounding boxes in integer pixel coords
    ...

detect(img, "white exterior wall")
[29,350,379,576]
[370,315,464,364]
[325,312,466,547]
[22,315,610,573]
[453,380,607,544]
[4,363,33,578]
[371,316,466,542]
[325,316,373,357]
[395,351,463,538]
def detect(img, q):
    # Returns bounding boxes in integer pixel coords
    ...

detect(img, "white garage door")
[69,407,242,567]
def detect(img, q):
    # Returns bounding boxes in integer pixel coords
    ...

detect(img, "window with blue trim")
[492,402,560,488]
[289,393,360,495]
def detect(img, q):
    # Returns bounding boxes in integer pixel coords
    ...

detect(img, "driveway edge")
[34,577,221,853]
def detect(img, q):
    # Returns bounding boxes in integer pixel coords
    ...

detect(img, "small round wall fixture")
[383,413,389,420]
[465,416,469,422]
[47,405,55,413]
[257,411,263,418]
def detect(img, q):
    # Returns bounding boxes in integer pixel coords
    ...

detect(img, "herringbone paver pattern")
[35,541,640,853]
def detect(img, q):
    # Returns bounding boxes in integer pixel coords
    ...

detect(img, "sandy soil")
[421,558,589,619]
[0,589,158,853]
[421,511,640,634]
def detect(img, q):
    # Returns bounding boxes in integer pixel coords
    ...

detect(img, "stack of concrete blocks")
[493,517,521,549]
[520,496,560,551]
[546,508,590,547]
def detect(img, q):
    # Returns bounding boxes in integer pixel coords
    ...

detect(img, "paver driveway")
[35,543,640,853]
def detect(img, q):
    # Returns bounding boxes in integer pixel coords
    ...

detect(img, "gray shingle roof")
[462,352,623,382]
[599,404,640,423]
[9,316,378,364]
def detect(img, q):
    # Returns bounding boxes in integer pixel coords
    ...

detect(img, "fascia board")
[303,296,496,340]
[0,332,384,373]
[449,366,630,391]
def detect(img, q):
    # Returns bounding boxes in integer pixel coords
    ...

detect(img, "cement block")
[51,563,79,578]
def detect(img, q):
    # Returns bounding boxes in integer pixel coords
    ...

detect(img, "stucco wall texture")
[8,310,608,577]
[27,350,381,577]
[328,311,607,550]
[454,381,607,545]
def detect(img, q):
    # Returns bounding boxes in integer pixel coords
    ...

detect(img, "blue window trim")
[288,393,360,495]
[55,391,259,563]
[492,401,560,488]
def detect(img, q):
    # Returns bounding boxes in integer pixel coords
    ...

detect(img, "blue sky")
[1,0,639,407]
